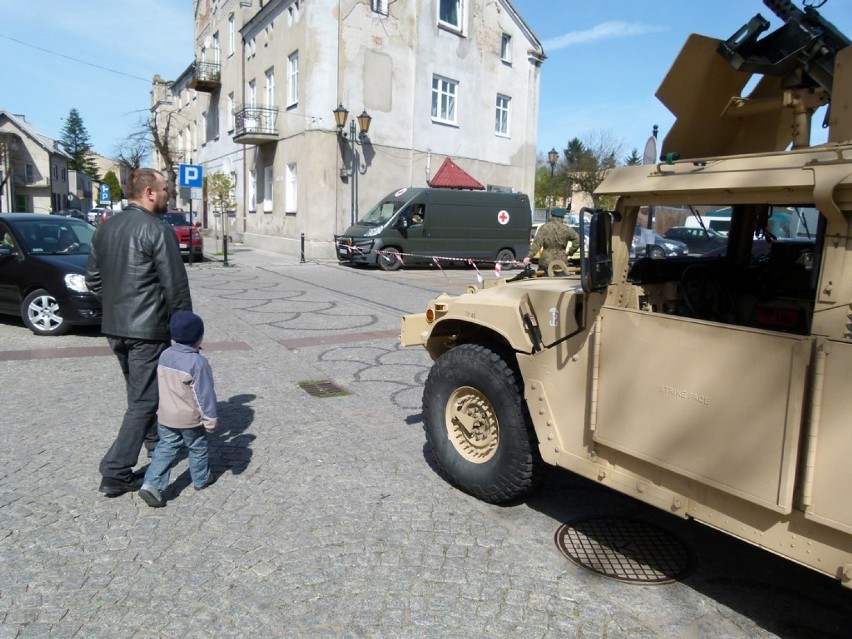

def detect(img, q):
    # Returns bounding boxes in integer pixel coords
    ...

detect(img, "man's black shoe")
[99,476,144,498]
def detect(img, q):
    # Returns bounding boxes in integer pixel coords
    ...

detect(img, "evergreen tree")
[625,148,642,165]
[102,170,123,203]
[59,108,100,180]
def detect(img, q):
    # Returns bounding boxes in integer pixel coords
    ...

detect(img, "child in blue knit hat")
[139,311,218,507]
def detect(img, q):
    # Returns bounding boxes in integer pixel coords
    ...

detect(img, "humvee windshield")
[358,201,403,226]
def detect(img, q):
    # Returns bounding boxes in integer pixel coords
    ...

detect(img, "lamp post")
[333,104,372,226]
[547,147,558,217]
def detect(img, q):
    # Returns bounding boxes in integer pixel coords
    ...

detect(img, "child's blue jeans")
[143,423,210,491]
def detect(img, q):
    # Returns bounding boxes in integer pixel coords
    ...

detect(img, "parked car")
[158,211,203,261]
[631,226,688,259]
[52,208,86,221]
[88,206,111,224]
[0,214,101,335]
[663,226,727,254]
[98,208,121,225]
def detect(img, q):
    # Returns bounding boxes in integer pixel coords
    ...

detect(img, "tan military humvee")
[401,2,852,587]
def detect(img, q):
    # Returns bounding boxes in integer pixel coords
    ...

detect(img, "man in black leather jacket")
[86,168,193,497]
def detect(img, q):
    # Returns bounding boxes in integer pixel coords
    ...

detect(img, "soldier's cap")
[550,208,566,217]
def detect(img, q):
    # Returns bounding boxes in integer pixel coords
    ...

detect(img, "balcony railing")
[233,105,279,145]
[188,61,221,92]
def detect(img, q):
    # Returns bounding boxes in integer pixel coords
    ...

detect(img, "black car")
[663,226,728,254]
[0,214,101,335]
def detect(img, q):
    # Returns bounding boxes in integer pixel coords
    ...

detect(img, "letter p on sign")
[179,163,203,188]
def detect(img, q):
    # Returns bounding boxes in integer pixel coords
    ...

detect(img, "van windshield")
[358,201,402,226]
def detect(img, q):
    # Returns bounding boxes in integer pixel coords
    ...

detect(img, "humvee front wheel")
[422,343,540,503]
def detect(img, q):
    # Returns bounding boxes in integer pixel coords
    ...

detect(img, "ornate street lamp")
[333,105,373,226]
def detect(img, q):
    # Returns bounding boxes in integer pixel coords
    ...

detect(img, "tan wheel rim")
[445,386,499,463]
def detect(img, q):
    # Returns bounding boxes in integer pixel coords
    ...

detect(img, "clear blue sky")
[0,0,849,162]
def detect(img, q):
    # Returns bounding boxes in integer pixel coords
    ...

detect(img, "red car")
[158,211,203,261]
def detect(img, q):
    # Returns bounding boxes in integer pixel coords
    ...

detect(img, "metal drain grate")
[555,516,693,584]
[297,379,349,398]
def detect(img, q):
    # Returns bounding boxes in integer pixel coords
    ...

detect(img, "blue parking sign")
[179,164,203,188]
[99,183,110,204]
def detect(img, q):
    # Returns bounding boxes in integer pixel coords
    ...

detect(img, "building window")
[61,168,66,182]
[228,15,235,56]
[431,75,458,124]
[287,51,299,107]
[438,0,462,31]
[372,0,388,15]
[265,67,275,108]
[201,111,208,145]
[51,165,58,180]
[25,163,34,184]
[249,169,257,212]
[248,79,257,108]
[263,165,273,212]
[229,171,237,205]
[213,32,220,65]
[285,163,297,213]
[495,94,510,136]
[501,33,512,63]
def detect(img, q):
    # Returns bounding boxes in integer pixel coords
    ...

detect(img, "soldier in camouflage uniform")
[523,208,580,274]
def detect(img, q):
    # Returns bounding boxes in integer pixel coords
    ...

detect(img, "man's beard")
[153,199,168,214]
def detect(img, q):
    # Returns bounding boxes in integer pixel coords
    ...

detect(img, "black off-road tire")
[422,343,541,503]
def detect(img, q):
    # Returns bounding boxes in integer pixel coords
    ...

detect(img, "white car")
[88,207,112,224]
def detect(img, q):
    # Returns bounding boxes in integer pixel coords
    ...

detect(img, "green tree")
[625,148,642,165]
[59,108,100,180]
[558,131,623,209]
[205,171,236,214]
[102,170,123,203]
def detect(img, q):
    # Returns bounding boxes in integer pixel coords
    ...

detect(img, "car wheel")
[21,289,69,336]
[649,245,665,259]
[495,248,516,271]
[377,247,402,271]
[422,343,541,504]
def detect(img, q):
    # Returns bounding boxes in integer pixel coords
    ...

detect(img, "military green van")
[334,188,532,271]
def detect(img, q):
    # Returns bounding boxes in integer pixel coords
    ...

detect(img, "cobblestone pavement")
[1,246,851,638]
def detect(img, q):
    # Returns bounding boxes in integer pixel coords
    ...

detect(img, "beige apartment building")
[152,0,543,259]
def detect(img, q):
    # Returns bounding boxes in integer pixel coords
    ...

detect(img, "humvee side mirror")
[579,207,613,293]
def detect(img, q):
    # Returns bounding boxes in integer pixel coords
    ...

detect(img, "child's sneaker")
[138,484,165,508]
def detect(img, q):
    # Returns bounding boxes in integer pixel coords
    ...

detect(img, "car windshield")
[160,213,189,226]
[358,201,402,226]
[11,219,95,255]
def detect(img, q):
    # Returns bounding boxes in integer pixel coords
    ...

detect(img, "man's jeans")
[144,424,210,491]
[99,337,168,482]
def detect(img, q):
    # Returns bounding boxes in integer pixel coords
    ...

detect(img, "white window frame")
[227,92,235,131]
[248,79,257,108]
[229,171,237,206]
[213,32,220,66]
[372,0,388,15]
[249,169,257,212]
[501,33,512,63]
[228,15,235,56]
[263,165,273,213]
[438,0,463,33]
[285,163,297,213]
[265,67,275,108]
[431,75,458,125]
[495,94,510,136]
[287,51,299,107]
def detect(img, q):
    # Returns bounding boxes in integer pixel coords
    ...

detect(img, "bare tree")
[559,131,624,209]
[115,111,186,208]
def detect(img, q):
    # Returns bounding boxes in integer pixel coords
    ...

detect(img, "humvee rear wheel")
[423,343,540,504]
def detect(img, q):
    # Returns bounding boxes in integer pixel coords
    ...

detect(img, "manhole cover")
[297,380,349,398]
[555,516,693,584]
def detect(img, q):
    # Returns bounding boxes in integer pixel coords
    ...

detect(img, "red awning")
[427,158,485,190]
